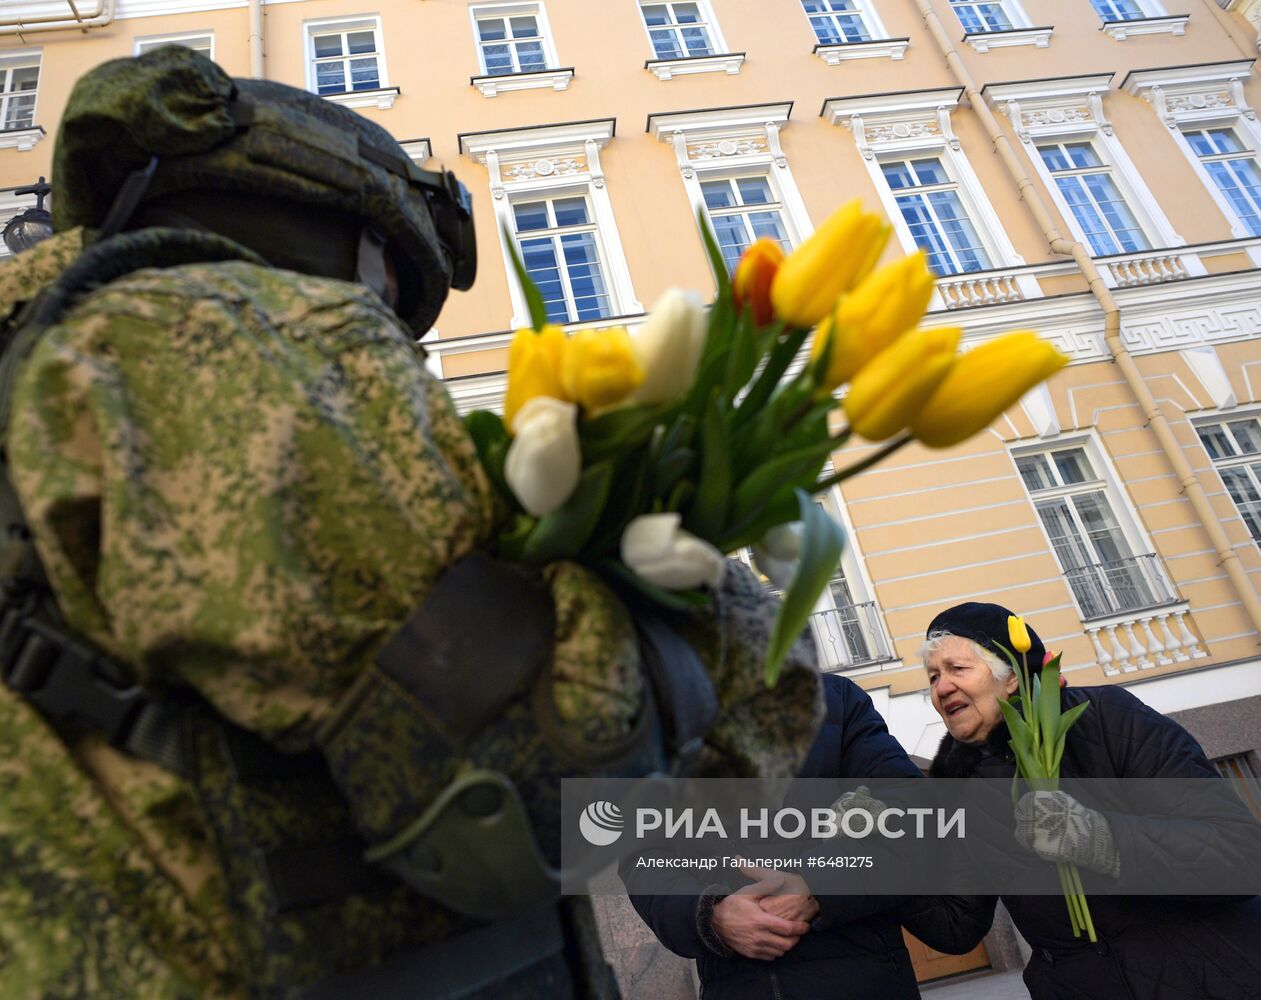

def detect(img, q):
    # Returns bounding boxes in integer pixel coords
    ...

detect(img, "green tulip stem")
[815,434,912,490]
[1057,863,1081,937]
[1069,865,1098,943]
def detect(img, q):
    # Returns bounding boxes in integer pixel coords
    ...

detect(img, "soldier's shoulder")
[0,228,87,317]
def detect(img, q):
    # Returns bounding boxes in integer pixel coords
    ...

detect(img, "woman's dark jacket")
[903,684,1261,999]
[626,674,924,1000]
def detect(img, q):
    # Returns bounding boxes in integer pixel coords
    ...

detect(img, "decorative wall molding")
[322,87,399,110]
[0,126,44,153]
[645,52,744,80]
[813,37,909,64]
[821,87,963,159]
[471,67,573,97]
[963,26,1053,52]
[1121,60,1257,128]
[399,138,432,164]
[1101,13,1189,40]
[1181,345,1238,410]
[984,73,1116,143]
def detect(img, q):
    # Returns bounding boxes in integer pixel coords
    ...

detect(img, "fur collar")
[928,722,1013,778]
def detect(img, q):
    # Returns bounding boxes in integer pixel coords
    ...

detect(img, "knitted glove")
[830,785,888,838]
[1014,790,1121,879]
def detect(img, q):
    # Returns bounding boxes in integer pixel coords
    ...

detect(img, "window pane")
[313,34,343,58]
[1205,158,1261,237]
[1081,173,1147,252]
[674,2,703,22]
[561,233,611,320]
[681,25,714,55]
[701,180,737,209]
[509,15,539,37]
[748,211,789,247]
[882,162,917,190]
[1039,145,1071,172]
[514,202,551,232]
[1197,424,1234,460]
[478,17,507,40]
[315,62,346,94]
[736,177,773,205]
[1222,467,1261,542]
[1016,454,1054,492]
[641,4,671,25]
[346,31,376,54]
[1228,420,1261,455]
[809,14,842,44]
[1065,143,1101,169]
[516,40,547,70]
[520,238,568,322]
[553,198,590,227]
[1072,491,1133,564]
[349,58,380,89]
[1053,448,1092,485]
[10,67,39,91]
[482,44,513,74]
[649,28,683,58]
[912,159,949,185]
[1183,130,1214,157]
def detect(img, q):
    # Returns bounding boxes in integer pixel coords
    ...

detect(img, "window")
[1214,754,1261,823]
[308,21,384,96]
[512,195,612,323]
[1183,128,1261,237]
[950,0,1013,32]
[0,53,38,132]
[700,176,791,273]
[801,0,873,44]
[1038,141,1149,255]
[1091,0,1145,21]
[882,157,992,275]
[1196,417,1261,544]
[475,10,548,75]
[639,2,717,59]
[1016,445,1169,619]
[135,32,213,58]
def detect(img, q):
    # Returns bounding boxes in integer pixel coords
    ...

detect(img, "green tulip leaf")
[503,222,549,332]
[688,390,731,539]
[1054,701,1090,747]
[725,304,760,392]
[519,461,613,564]
[730,435,839,526]
[580,402,675,464]
[733,328,809,430]
[764,489,844,687]
[1038,656,1063,758]
[698,209,732,300]
[718,486,802,553]
[463,410,513,506]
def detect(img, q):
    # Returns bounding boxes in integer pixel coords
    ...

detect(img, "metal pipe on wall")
[911,0,1261,640]
[249,0,265,78]
[0,0,113,36]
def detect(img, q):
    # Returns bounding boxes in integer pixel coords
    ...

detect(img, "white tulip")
[630,288,707,405]
[753,521,803,591]
[505,396,581,517]
[621,512,726,591]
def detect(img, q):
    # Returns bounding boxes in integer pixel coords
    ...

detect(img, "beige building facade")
[4,0,1261,988]
[4,0,1258,758]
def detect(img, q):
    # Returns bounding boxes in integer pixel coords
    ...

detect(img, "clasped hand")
[710,859,818,961]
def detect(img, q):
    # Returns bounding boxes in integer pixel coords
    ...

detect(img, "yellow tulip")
[910,331,1069,448]
[770,200,890,328]
[503,325,568,429]
[842,327,960,441]
[810,251,936,392]
[1008,615,1032,655]
[560,326,645,412]
[733,238,784,326]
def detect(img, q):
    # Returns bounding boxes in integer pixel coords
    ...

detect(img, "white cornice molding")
[323,86,399,110]
[645,52,745,80]
[821,88,963,159]
[962,26,1053,53]
[472,67,574,97]
[813,37,909,64]
[400,138,431,164]
[646,102,793,141]
[1121,60,1257,126]
[0,126,45,153]
[459,118,615,163]
[985,73,1116,141]
[1100,13,1189,40]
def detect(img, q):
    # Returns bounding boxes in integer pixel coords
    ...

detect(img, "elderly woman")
[900,601,1261,1000]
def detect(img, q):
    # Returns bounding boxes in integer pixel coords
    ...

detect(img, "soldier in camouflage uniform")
[0,47,822,999]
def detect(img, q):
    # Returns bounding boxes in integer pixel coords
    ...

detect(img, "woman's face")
[925,636,1019,745]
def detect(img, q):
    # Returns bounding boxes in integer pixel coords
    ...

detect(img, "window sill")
[962,26,1053,52]
[813,37,909,64]
[472,67,574,97]
[1101,14,1189,39]
[321,86,400,110]
[645,52,745,80]
[0,125,45,152]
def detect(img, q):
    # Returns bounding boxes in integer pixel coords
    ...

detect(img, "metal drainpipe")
[0,0,114,37]
[249,0,265,78]
[912,0,1261,638]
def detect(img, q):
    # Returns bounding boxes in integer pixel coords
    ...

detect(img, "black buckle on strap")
[0,609,145,745]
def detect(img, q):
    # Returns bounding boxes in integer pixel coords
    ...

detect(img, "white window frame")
[0,49,40,139]
[1123,62,1261,264]
[1089,0,1188,38]
[1011,434,1173,623]
[648,104,814,284]
[459,119,642,329]
[986,75,1202,284]
[468,2,573,96]
[1191,409,1261,549]
[822,88,1037,303]
[1035,137,1153,256]
[638,0,744,79]
[947,0,1052,51]
[800,0,909,63]
[134,30,215,59]
[303,15,397,109]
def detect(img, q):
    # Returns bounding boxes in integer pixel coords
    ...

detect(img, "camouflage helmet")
[51,45,474,334]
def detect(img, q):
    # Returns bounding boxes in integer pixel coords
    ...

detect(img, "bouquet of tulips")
[464,202,1068,684]
[999,615,1097,941]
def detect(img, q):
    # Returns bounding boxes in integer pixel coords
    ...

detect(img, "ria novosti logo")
[579,801,624,846]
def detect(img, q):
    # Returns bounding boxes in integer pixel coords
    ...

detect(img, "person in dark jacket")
[902,601,1261,1000]
[625,673,925,999]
